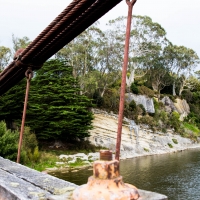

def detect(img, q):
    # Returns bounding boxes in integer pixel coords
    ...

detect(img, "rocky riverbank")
[46,109,200,172]
[89,109,200,159]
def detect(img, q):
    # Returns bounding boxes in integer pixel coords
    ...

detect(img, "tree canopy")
[26,59,93,140]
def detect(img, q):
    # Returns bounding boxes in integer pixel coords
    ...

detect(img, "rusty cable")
[31,0,103,61]
[21,0,80,61]
[0,0,123,95]
[21,0,95,62]
[33,0,123,64]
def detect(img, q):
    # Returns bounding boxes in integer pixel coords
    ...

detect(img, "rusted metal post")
[115,0,137,161]
[17,67,33,163]
[73,150,140,199]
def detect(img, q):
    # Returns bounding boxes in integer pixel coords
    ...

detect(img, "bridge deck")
[0,156,167,200]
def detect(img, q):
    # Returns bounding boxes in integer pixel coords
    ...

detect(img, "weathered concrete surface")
[0,156,76,200]
[0,156,167,199]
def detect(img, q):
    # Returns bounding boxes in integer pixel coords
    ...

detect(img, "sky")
[0,0,200,70]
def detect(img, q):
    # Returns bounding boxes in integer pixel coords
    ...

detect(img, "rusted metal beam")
[115,0,137,161]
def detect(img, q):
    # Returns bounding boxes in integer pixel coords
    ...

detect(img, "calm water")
[51,148,200,200]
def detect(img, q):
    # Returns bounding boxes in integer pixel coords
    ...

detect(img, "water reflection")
[50,148,200,200]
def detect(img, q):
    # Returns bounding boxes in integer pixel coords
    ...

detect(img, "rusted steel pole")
[17,68,33,163]
[115,0,137,161]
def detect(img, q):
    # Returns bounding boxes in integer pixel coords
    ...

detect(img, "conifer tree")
[0,79,26,128]
[27,59,93,140]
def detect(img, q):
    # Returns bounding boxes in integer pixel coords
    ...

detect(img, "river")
[50,148,200,200]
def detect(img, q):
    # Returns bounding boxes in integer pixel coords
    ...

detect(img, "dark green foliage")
[168,143,173,148]
[138,115,157,128]
[0,79,26,127]
[167,94,177,103]
[0,121,19,161]
[130,83,139,94]
[22,127,38,152]
[181,90,193,103]
[27,59,93,140]
[172,138,178,144]
[19,127,39,164]
[93,90,104,107]
[102,88,120,113]
[138,104,146,115]
[169,111,180,132]
[138,85,155,97]
[129,100,136,111]
[153,98,160,111]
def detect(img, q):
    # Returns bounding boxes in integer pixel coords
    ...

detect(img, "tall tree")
[0,79,26,129]
[0,46,11,71]
[106,15,168,90]
[164,44,200,96]
[56,24,104,94]
[12,34,31,54]
[27,59,93,141]
[147,54,172,98]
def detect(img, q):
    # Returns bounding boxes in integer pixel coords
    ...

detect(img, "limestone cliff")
[174,99,190,120]
[161,97,190,120]
[126,93,155,113]
[89,109,199,159]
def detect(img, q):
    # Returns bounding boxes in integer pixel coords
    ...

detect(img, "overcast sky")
[0,0,200,70]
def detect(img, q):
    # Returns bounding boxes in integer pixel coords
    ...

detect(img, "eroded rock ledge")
[89,109,200,159]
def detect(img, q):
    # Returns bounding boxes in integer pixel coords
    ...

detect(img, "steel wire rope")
[0,68,26,95]
[21,0,80,62]
[21,0,95,62]
[33,0,122,64]
[0,0,122,95]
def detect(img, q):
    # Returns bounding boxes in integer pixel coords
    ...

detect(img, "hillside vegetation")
[0,15,200,166]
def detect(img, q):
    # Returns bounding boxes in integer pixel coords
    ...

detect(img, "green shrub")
[168,94,177,103]
[138,104,146,115]
[21,127,39,164]
[129,100,137,111]
[130,83,139,94]
[181,90,193,103]
[139,115,157,128]
[93,90,104,107]
[138,85,155,97]
[0,121,19,161]
[144,148,149,152]
[183,122,200,134]
[168,143,173,148]
[159,111,169,122]
[172,138,178,144]
[23,127,38,152]
[169,111,181,132]
[162,128,167,133]
[153,98,160,110]
[103,88,120,112]
[33,147,40,162]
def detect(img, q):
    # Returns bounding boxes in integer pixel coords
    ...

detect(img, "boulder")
[161,96,177,113]
[126,93,155,113]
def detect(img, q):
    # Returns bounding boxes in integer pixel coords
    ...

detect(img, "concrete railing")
[0,156,167,200]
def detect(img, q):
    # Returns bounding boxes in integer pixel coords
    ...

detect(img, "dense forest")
[0,15,200,165]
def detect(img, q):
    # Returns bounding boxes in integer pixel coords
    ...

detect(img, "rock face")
[161,96,177,113]
[126,93,155,113]
[174,99,190,120]
[161,97,190,120]
[89,110,199,159]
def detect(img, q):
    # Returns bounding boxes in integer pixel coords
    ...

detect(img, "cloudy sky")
[0,0,199,69]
